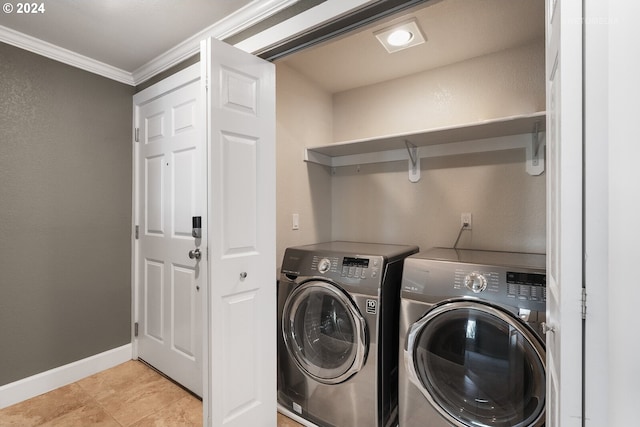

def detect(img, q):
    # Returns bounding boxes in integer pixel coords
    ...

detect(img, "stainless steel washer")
[398,248,546,427]
[278,241,418,427]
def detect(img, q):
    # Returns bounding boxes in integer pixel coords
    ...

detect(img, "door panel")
[145,156,164,234]
[173,148,198,236]
[221,133,258,253]
[145,259,164,341]
[134,63,205,397]
[202,37,276,427]
[172,265,197,358]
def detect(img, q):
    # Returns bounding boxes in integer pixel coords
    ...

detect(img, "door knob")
[188,248,201,260]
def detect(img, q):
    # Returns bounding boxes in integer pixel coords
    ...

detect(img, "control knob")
[464,272,487,293]
[317,258,331,273]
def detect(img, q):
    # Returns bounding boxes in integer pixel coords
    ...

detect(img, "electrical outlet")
[292,213,300,230]
[461,213,472,229]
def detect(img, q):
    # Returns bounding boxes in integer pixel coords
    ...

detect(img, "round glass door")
[282,281,368,384]
[406,301,545,427]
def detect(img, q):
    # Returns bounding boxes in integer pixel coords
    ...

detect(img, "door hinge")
[134,127,140,142]
[134,322,139,337]
[581,288,587,319]
[135,225,139,239]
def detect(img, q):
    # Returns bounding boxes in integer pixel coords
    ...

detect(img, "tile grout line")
[74,377,125,427]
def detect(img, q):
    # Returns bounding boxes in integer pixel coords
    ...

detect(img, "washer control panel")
[310,255,380,280]
[311,256,339,274]
[401,249,546,312]
[341,256,378,279]
[506,271,547,302]
[317,258,332,273]
[454,269,500,293]
[452,268,546,302]
[464,272,488,293]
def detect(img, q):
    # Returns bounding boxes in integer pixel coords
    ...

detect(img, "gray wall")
[135,54,199,93]
[0,42,134,386]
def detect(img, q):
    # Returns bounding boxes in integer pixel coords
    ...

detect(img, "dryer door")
[282,280,368,384]
[405,301,545,427]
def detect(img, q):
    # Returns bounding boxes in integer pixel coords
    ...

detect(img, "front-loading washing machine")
[398,248,546,427]
[278,241,418,427]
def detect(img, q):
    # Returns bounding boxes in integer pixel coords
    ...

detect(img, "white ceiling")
[0,0,255,71]
[0,0,544,90]
[280,0,545,93]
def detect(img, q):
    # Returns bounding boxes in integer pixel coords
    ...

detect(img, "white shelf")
[304,112,546,179]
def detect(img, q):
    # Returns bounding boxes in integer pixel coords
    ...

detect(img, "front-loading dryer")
[278,241,418,427]
[399,248,546,427]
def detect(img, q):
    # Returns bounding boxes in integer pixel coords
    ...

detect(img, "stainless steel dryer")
[399,248,546,427]
[278,241,418,427]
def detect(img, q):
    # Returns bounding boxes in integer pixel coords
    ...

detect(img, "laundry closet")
[274,0,546,263]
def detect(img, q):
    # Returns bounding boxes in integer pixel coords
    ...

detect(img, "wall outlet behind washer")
[461,212,472,229]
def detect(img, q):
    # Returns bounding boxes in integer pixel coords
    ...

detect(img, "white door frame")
[545,0,584,425]
[583,2,640,425]
[583,0,608,425]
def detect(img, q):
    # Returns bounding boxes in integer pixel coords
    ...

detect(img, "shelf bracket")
[526,121,545,175]
[405,139,421,182]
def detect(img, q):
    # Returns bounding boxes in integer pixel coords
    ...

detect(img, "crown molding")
[131,0,299,85]
[0,25,135,85]
[0,0,297,87]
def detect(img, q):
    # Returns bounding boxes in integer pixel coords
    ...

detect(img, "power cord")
[453,221,470,249]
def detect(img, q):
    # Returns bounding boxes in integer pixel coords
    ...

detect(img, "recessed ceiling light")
[374,18,426,53]
[387,29,414,47]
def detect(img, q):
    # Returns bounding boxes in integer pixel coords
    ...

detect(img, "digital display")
[507,271,546,287]
[343,257,369,268]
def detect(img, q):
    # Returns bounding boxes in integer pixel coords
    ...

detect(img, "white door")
[133,63,206,396]
[201,38,276,427]
[545,0,583,425]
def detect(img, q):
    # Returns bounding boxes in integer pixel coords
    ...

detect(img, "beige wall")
[331,149,545,252]
[333,40,545,141]
[276,39,546,258]
[275,63,333,265]
[329,40,546,253]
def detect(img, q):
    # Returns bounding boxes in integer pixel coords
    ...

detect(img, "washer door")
[406,301,545,427]
[282,280,368,384]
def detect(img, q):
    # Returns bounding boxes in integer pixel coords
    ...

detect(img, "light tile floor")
[0,360,303,427]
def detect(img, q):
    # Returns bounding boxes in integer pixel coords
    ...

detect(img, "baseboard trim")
[0,344,132,409]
